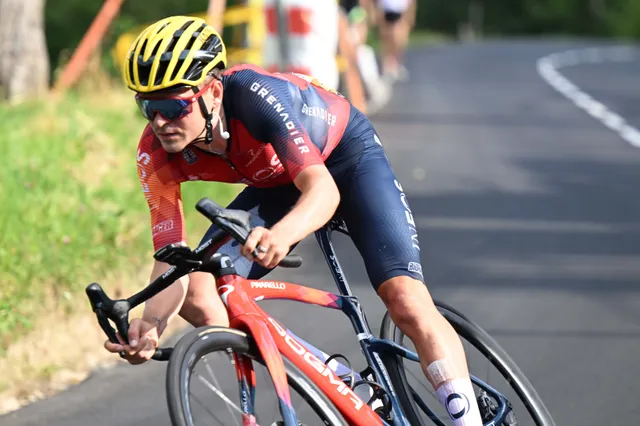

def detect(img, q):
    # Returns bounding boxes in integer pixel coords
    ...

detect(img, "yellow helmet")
[124,16,227,93]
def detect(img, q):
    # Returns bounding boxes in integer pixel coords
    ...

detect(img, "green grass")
[0,87,239,350]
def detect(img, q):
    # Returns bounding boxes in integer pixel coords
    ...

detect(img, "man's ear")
[212,79,223,99]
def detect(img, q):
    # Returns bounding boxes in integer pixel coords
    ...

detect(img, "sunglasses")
[135,78,216,121]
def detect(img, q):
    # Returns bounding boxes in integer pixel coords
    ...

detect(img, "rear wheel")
[380,302,556,426]
[166,326,348,426]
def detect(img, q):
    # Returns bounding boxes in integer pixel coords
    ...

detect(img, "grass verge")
[0,80,240,412]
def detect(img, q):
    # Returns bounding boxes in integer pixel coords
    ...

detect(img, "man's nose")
[152,112,169,127]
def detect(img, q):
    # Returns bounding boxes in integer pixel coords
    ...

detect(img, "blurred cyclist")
[377,0,416,81]
[340,0,391,113]
[105,16,482,425]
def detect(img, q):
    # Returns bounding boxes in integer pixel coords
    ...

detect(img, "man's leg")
[178,271,229,327]
[377,276,481,424]
[334,130,482,424]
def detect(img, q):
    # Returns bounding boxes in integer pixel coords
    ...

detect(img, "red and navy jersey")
[137,64,353,250]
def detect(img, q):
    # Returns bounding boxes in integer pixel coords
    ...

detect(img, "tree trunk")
[0,0,50,103]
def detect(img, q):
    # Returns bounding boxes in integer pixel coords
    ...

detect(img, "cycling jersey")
[138,64,351,251]
[137,63,424,288]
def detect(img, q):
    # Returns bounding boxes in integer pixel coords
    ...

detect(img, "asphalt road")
[3,39,640,426]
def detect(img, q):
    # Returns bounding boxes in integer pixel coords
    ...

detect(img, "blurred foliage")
[45,0,256,80]
[44,0,640,77]
[45,0,210,75]
[414,0,640,39]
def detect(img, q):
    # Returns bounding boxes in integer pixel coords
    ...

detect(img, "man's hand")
[241,227,291,269]
[104,318,159,365]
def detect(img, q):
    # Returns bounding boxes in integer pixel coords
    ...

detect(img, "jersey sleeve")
[224,67,324,179]
[136,127,187,251]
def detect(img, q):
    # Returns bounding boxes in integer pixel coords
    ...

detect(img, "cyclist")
[340,0,392,113]
[377,0,416,81]
[105,16,482,425]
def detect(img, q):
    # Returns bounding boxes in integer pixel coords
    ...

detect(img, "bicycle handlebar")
[195,198,302,268]
[87,197,303,361]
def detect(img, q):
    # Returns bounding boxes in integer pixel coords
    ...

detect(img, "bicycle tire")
[379,301,556,426]
[166,326,348,426]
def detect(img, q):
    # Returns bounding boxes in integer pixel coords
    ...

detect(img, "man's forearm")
[271,176,340,246]
[141,260,189,336]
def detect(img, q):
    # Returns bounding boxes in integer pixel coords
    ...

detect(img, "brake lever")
[87,283,173,361]
[87,283,130,358]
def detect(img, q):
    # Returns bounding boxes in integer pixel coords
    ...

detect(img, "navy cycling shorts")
[200,108,424,291]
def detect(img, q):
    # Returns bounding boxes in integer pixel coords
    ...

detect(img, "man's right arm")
[137,129,189,337]
[105,131,193,363]
[141,260,190,337]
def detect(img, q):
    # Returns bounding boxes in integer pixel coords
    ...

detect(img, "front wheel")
[166,326,347,426]
[379,302,555,426]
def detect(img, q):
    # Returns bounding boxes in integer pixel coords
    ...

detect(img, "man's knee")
[179,272,229,327]
[378,275,437,332]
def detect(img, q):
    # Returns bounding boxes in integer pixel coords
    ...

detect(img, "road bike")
[87,197,556,426]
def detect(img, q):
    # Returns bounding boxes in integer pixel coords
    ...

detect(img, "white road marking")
[536,46,640,147]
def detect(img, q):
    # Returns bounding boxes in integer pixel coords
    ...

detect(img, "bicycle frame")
[205,220,409,426]
[209,219,512,426]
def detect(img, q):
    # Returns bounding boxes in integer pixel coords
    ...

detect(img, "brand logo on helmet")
[198,27,214,43]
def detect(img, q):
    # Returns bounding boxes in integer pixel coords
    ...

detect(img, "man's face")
[137,79,221,153]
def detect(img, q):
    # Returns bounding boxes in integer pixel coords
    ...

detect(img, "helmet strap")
[194,87,214,145]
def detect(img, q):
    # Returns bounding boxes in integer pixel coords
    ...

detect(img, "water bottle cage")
[324,354,393,420]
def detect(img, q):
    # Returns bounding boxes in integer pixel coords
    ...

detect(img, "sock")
[435,378,482,426]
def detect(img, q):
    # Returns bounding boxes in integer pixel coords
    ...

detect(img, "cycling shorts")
[379,0,409,22]
[199,106,424,291]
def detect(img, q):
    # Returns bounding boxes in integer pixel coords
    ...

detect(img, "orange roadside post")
[53,0,125,93]
[337,12,367,114]
[207,0,227,32]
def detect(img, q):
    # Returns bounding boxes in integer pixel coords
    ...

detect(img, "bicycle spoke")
[191,391,230,425]
[202,355,243,425]
[197,373,244,421]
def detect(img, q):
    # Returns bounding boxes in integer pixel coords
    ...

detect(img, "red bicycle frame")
[215,272,385,426]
